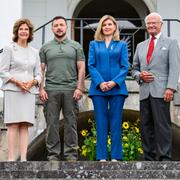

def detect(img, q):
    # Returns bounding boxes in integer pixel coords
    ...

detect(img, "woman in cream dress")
[0,18,41,161]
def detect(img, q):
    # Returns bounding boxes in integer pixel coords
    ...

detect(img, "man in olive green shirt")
[39,16,85,161]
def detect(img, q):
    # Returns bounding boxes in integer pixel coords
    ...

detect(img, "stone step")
[0,161,179,179]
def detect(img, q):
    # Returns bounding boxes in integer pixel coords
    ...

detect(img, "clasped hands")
[100,81,116,92]
[15,80,35,93]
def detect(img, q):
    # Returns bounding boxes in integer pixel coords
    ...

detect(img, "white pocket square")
[161,47,167,50]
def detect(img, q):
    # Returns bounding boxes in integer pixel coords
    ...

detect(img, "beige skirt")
[4,91,35,125]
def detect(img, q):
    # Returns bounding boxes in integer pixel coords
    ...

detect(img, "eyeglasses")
[146,22,162,26]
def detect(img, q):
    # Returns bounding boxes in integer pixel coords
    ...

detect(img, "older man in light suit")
[132,12,180,161]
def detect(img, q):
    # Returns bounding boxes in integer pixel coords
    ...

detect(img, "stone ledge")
[0,161,179,179]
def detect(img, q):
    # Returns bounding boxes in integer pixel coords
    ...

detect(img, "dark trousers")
[92,95,125,160]
[44,90,79,161]
[140,95,172,161]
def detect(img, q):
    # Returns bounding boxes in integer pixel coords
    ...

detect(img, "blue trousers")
[92,95,125,160]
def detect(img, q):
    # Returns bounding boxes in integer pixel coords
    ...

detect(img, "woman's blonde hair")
[94,15,120,41]
[12,18,34,43]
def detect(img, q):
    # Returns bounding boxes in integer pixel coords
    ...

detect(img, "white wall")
[0,0,22,49]
[1,0,180,49]
[23,0,69,49]
[157,0,180,44]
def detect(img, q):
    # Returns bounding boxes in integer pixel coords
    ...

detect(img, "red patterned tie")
[146,36,155,64]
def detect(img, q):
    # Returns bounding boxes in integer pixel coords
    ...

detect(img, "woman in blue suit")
[88,15,129,161]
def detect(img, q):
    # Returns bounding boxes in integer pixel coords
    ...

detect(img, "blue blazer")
[88,40,129,97]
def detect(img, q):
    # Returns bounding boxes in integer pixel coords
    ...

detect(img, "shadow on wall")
[27,110,180,161]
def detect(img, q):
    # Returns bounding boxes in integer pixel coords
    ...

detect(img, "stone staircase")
[0,161,179,179]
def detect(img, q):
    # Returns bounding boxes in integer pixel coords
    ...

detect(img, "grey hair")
[145,12,163,24]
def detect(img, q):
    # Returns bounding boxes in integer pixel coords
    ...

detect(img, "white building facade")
[1,0,180,49]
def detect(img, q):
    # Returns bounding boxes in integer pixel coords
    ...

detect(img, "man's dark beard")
[54,31,66,39]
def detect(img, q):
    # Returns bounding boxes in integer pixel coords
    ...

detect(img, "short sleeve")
[76,43,85,61]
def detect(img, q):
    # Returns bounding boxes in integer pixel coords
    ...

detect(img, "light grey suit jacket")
[132,34,180,101]
[0,42,42,94]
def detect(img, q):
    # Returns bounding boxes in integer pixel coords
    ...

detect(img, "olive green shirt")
[39,38,85,91]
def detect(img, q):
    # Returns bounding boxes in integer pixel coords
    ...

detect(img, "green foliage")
[79,118,143,161]
[122,119,143,160]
